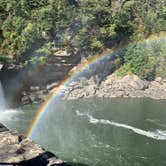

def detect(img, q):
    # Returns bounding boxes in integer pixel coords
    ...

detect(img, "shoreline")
[60,74,166,101]
[20,74,166,106]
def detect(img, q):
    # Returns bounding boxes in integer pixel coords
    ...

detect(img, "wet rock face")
[0,50,81,107]
[0,123,68,166]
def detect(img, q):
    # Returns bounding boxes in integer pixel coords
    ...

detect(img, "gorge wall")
[1,46,166,107]
[0,49,81,106]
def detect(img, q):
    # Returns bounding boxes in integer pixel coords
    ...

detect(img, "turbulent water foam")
[0,109,19,122]
[76,110,166,141]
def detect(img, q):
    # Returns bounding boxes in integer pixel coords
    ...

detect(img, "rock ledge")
[61,74,166,100]
[0,123,68,166]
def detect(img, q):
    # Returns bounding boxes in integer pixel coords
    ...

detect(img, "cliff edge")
[0,123,68,166]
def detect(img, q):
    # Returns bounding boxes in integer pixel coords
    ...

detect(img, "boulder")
[155,77,162,83]
[0,123,68,165]
[46,82,58,91]
[105,74,117,85]
[122,75,147,90]
[21,96,31,105]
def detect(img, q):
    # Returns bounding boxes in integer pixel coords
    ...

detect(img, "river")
[1,98,166,166]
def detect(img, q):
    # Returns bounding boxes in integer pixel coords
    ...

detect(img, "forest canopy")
[0,0,166,79]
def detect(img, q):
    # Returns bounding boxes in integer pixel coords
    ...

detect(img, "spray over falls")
[0,81,6,112]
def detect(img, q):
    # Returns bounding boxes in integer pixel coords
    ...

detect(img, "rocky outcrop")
[0,50,81,106]
[61,74,166,100]
[0,123,68,166]
[1,47,166,105]
[20,50,124,105]
[17,73,166,105]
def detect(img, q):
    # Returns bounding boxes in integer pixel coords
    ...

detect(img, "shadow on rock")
[0,151,69,166]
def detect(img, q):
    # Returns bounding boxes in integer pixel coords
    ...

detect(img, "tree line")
[0,0,165,79]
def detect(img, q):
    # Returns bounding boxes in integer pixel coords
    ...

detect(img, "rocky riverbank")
[18,73,166,105]
[1,48,166,106]
[61,74,166,100]
[0,123,68,165]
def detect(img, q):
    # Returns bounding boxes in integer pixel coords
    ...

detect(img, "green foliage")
[35,43,52,56]
[0,55,9,64]
[21,23,38,49]
[116,39,166,79]
[37,7,53,33]
[90,38,104,52]
[116,63,132,77]
[155,39,166,78]
[24,43,52,65]
[0,0,165,80]
[114,0,135,35]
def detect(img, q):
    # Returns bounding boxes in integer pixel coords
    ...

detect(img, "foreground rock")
[0,123,68,166]
[62,74,166,100]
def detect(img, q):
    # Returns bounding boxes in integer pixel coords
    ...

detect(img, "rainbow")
[26,32,166,139]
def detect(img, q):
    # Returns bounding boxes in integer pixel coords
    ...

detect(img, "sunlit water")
[1,98,166,166]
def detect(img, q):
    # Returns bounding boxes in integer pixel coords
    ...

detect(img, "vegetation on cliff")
[116,37,166,79]
[0,0,166,79]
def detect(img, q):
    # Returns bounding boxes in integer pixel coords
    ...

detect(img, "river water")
[1,98,166,166]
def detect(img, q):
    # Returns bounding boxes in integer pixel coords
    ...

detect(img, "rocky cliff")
[0,123,68,166]
[0,49,81,106]
[1,47,166,107]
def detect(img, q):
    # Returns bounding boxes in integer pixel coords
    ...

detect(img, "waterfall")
[0,81,6,112]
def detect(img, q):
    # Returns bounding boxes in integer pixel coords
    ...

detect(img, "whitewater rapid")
[0,109,20,123]
[76,110,166,141]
